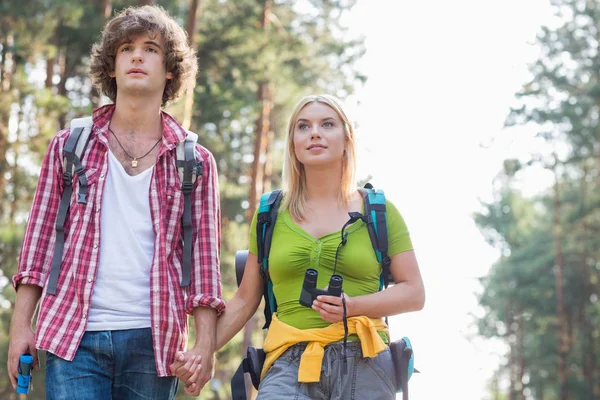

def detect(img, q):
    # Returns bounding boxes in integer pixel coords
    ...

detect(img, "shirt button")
[82,314,87,319]
[96,208,100,213]
[167,195,172,200]
[100,174,105,179]
[87,278,92,283]
[152,189,157,194]
[154,325,159,330]
[93,244,98,249]
[316,239,321,244]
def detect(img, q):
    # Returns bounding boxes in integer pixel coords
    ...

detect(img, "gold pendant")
[132,159,138,168]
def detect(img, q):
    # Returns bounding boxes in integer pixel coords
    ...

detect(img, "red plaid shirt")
[13,105,225,376]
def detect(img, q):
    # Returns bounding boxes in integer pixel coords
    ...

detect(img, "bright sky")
[345,1,555,398]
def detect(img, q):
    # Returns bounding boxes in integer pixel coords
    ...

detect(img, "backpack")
[46,116,202,295]
[232,184,416,400]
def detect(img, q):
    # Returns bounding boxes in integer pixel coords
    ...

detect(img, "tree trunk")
[262,128,274,193]
[552,158,568,400]
[579,162,596,398]
[0,34,14,219]
[0,104,9,220]
[100,0,112,19]
[57,46,76,128]
[591,9,600,395]
[243,2,274,398]
[89,0,112,108]
[182,0,200,130]
[516,309,525,400]
[45,57,55,88]
[0,35,5,86]
[2,34,14,92]
[506,299,517,400]
[247,81,273,219]
[8,140,20,226]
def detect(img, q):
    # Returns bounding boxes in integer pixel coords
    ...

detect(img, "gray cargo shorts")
[256,341,395,400]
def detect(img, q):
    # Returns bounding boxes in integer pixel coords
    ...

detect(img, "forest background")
[1,1,599,399]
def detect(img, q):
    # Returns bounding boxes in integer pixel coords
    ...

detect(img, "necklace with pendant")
[108,127,162,168]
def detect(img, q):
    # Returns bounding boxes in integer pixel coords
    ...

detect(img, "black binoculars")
[299,268,343,307]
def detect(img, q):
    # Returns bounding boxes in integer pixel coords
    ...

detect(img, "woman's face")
[292,102,347,168]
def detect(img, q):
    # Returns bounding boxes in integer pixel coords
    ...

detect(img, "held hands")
[169,346,215,397]
[312,292,353,323]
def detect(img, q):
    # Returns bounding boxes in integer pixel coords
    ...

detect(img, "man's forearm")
[11,285,42,329]
[192,306,217,351]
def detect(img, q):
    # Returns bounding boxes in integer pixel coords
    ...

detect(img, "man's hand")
[7,323,38,390]
[312,292,353,323]
[169,346,215,396]
[171,305,217,396]
[8,285,42,391]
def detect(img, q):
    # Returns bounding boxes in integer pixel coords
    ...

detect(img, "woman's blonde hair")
[282,94,357,221]
[90,5,197,107]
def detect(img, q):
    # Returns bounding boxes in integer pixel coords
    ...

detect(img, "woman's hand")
[169,351,204,396]
[312,292,353,323]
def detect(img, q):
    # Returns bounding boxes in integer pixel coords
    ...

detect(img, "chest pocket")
[63,168,99,229]
[163,186,185,243]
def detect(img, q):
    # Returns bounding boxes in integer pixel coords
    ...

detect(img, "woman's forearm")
[349,249,425,319]
[216,292,261,350]
[349,281,425,319]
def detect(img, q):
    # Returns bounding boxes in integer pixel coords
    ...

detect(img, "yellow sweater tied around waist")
[261,313,389,382]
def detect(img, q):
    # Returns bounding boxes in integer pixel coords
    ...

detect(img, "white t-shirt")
[87,150,155,331]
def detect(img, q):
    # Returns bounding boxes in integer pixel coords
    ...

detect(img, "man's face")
[110,31,173,101]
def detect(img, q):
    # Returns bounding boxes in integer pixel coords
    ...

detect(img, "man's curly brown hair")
[90,5,197,107]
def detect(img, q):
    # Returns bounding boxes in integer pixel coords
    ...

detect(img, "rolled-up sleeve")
[13,130,67,290]
[185,146,225,315]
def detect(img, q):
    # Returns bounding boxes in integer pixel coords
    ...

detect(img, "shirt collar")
[91,104,188,150]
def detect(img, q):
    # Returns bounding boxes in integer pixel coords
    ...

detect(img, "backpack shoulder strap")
[359,183,391,290]
[176,130,200,184]
[47,117,93,295]
[69,117,93,164]
[256,190,283,263]
[176,131,203,288]
[256,190,283,329]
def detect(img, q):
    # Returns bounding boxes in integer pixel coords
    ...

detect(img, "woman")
[175,94,425,399]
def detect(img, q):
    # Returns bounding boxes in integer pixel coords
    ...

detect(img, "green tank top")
[249,198,413,331]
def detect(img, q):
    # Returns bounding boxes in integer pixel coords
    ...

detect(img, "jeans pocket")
[366,348,396,393]
[45,351,56,367]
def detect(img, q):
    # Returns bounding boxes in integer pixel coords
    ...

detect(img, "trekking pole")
[17,354,33,395]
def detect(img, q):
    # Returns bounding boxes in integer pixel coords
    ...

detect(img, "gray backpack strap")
[48,117,93,295]
[176,131,202,287]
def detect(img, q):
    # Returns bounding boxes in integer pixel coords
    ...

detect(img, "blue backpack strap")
[256,190,283,329]
[359,183,392,290]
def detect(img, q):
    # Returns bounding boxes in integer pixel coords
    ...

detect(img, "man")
[7,5,223,399]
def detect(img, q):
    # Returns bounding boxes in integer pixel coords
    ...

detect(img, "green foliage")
[475,1,600,398]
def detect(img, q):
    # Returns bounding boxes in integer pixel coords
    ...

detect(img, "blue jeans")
[45,328,178,400]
